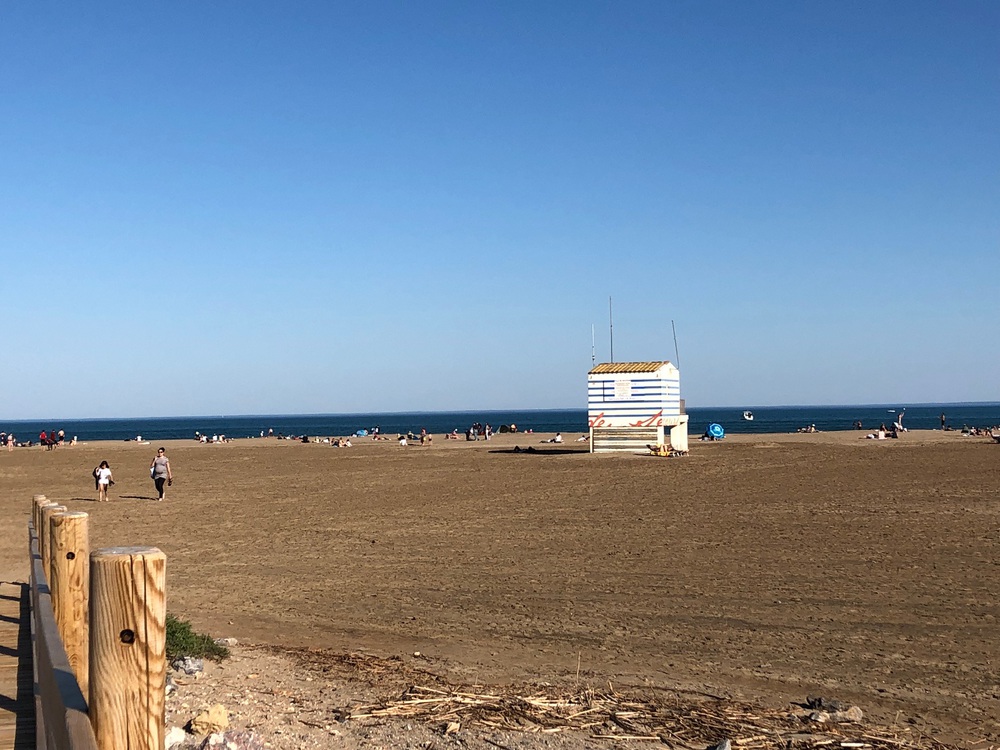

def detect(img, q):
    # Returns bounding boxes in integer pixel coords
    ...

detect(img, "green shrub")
[166,613,230,662]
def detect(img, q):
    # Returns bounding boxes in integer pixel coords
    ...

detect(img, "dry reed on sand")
[268,646,961,750]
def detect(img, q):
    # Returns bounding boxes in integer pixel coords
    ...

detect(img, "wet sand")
[2,429,997,742]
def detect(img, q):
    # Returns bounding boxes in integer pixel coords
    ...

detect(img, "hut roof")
[589,361,672,375]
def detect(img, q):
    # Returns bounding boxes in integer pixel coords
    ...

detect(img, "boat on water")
[743,411,754,421]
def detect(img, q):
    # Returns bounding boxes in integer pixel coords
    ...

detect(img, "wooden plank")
[28,525,99,750]
[0,579,35,750]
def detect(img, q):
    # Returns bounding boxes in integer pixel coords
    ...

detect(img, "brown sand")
[2,429,998,743]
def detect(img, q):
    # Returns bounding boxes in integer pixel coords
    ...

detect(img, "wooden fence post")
[32,494,49,535]
[39,504,67,581]
[50,511,91,698]
[89,547,166,750]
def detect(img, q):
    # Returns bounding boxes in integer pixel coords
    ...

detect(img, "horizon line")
[3,400,999,423]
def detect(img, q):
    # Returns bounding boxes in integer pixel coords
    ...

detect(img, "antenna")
[591,324,596,367]
[609,296,614,363]
[671,320,680,368]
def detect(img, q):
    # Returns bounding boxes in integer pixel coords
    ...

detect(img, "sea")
[2,403,998,443]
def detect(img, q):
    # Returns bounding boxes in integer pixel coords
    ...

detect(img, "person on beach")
[150,447,173,501]
[95,461,114,502]
[6,433,13,452]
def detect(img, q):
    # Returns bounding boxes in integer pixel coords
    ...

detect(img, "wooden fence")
[29,495,166,750]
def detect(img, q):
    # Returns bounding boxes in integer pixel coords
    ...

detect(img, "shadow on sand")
[490,446,586,456]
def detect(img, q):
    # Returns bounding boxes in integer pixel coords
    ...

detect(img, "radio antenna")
[591,324,596,367]
[671,320,680,368]
[609,296,614,363]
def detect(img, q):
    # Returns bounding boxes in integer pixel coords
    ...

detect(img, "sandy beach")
[2,429,998,744]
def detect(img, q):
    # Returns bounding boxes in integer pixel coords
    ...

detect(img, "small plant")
[166,614,230,662]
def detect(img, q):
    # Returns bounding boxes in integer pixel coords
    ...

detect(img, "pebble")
[198,730,264,750]
[190,704,229,735]
[165,725,189,749]
[173,656,205,675]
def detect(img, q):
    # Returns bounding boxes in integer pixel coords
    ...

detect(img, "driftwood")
[345,683,956,750]
[266,646,961,750]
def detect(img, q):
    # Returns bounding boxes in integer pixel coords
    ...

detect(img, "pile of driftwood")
[345,683,955,750]
[273,647,958,750]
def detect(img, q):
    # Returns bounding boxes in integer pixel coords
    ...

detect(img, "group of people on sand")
[91,447,174,502]
[961,425,1000,440]
[398,429,433,446]
[195,432,230,443]
[0,430,78,450]
[864,423,900,440]
[39,429,68,449]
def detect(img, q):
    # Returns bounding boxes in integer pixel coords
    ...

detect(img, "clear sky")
[2,1,997,419]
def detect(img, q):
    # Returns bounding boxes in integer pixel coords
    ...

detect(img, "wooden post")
[32,494,49,535]
[50,511,91,698]
[40,504,67,582]
[89,547,166,750]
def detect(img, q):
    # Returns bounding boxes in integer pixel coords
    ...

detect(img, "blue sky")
[2,1,997,418]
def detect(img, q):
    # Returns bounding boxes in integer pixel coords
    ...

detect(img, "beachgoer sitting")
[398,435,408,446]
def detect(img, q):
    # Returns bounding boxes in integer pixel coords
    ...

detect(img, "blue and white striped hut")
[587,361,689,453]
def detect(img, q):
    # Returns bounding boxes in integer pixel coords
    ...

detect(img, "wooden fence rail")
[28,496,166,750]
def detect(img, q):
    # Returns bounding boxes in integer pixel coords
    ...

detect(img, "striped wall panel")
[591,427,660,453]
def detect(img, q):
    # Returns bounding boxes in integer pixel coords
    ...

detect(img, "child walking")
[95,461,114,502]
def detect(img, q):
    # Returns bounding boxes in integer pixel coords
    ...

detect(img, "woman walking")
[95,461,114,502]
[150,447,173,501]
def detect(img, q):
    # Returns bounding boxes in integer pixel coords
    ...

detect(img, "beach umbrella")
[708,423,725,439]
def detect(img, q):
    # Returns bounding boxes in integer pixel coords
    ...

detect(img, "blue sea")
[2,403,998,443]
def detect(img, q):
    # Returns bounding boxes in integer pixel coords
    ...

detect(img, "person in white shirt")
[95,461,114,502]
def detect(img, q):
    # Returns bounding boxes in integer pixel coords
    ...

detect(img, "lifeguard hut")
[587,361,689,453]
